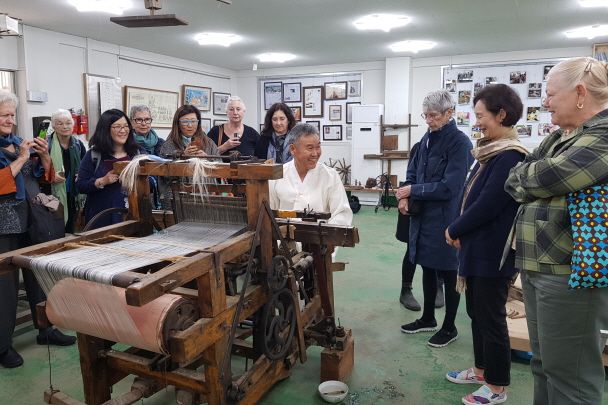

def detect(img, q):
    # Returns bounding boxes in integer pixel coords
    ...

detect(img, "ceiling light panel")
[353,14,410,33]
[256,53,296,63]
[68,0,132,15]
[194,32,242,47]
[389,40,436,53]
[564,24,608,39]
[579,0,608,7]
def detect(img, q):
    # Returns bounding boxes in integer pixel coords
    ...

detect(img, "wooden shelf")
[381,123,417,129]
[363,152,409,160]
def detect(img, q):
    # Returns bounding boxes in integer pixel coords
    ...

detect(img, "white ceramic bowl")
[318,380,349,403]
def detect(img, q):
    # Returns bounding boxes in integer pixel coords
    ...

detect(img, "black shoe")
[0,347,24,368]
[435,281,445,309]
[37,328,77,346]
[399,286,421,311]
[427,328,458,348]
[400,318,438,334]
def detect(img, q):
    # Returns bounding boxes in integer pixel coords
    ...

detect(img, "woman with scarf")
[444,84,527,405]
[47,109,86,233]
[255,102,296,163]
[0,90,75,369]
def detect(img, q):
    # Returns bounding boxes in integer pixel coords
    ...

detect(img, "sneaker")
[36,328,77,346]
[446,368,485,384]
[0,347,24,368]
[462,385,507,405]
[428,328,459,347]
[400,319,437,334]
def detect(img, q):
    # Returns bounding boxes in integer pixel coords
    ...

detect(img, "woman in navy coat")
[396,90,473,348]
[444,84,527,405]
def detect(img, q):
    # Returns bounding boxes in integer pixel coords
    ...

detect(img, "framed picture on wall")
[200,118,212,133]
[324,81,347,100]
[290,106,302,121]
[213,92,230,115]
[345,125,352,140]
[322,125,342,141]
[214,119,227,127]
[182,85,211,111]
[303,86,324,118]
[260,123,265,133]
[306,121,320,132]
[264,81,283,109]
[124,85,179,128]
[347,80,361,97]
[346,102,360,124]
[283,82,301,103]
[329,105,342,121]
[593,43,608,62]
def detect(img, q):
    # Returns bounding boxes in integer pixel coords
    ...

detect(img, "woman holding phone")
[206,96,259,156]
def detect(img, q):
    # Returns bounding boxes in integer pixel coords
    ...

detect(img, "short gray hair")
[286,123,319,149]
[226,96,246,113]
[51,109,73,125]
[0,89,18,108]
[129,105,152,119]
[422,90,455,112]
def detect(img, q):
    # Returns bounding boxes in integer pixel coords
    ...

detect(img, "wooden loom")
[0,159,359,405]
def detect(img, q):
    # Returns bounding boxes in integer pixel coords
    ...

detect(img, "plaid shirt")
[505,109,608,274]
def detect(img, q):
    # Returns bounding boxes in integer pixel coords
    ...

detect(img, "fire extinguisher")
[78,109,89,135]
[70,109,80,135]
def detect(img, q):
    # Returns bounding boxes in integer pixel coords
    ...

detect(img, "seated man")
[269,123,352,226]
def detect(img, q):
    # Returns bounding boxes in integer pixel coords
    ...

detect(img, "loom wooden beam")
[234,354,294,405]
[78,333,112,404]
[274,219,359,247]
[0,221,141,274]
[113,161,283,180]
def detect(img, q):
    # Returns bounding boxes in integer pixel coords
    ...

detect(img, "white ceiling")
[2,0,605,71]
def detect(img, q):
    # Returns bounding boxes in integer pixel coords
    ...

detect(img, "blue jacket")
[448,150,525,278]
[406,119,473,270]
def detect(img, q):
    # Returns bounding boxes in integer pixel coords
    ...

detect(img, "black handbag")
[27,196,65,244]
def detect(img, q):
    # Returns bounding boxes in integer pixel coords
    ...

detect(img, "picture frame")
[329,104,342,121]
[322,125,342,141]
[345,125,352,140]
[123,85,179,128]
[593,43,608,62]
[290,106,302,121]
[324,81,347,100]
[346,102,360,124]
[214,119,227,127]
[282,82,301,103]
[347,80,361,97]
[213,92,231,115]
[200,118,212,134]
[182,85,211,111]
[264,81,283,109]
[259,123,265,133]
[303,86,324,118]
[306,121,320,132]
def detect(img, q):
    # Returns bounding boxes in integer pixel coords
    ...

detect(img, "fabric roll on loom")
[45,278,197,354]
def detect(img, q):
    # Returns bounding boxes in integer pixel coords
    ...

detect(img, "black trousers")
[465,276,511,386]
[421,267,459,331]
[0,233,46,354]
[402,245,416,285]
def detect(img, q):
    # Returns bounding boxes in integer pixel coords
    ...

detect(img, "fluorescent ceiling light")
[68,0,132,15]
[256,53,296,63]
[353,13,410,33]
[579,0,608,7]
[565,24,608,39]
[389,40,436,53]
[194,32,242,47]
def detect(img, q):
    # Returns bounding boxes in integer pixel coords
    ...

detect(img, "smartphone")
[232,132,240,141]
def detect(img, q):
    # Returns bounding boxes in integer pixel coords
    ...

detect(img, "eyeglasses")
[421,112,443,120]
[179,119,199,126]
[110,125,130,132]
[54,122,73,127]
[133,118,153,125]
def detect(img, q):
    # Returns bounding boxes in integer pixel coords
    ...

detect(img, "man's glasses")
[133,118,153,125]
[179,119,199,126]
[110,125,130,132]
[421,112,443,120]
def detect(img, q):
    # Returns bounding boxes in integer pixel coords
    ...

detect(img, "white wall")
[0,36,19,70]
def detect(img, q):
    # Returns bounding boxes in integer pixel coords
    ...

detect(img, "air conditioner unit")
[0,14,19,36]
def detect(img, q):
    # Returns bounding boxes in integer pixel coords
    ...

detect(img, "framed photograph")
[347,80,361,97]
[457,70,473,82]
[345,125,352,140]
[282,82,301,103]
[527,107,540,122]
[200,118,212,133]
[346,102,360,124]
[471,127,483,139]
[306,121,320,132]
[528,83,542,98]
[264,81,283,109]
[473,83,483,97]
[539,123,558,136]
[329,104,342,121]
[543,65,555,81]
[593,43,608,62]
[485,76,498,85]
[515,124,532,138]
[213,92,230,115]
[303,86,324,118]
[123,85,179,128]
[458,90,471,105]
[456,111,470,126]
[214,119,227,127]
[290,106,302,121]
[444,79,456,92]
[510,71,527,84]
[324,81,347,100]
[259,123,265,133]
[182,85,211,111]
[322,125,342,141]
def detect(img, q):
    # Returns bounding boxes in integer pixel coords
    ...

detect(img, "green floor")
[2,206,606,404]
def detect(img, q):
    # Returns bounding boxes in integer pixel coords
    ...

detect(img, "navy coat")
[406,119,473,270]
[448,150,525,278]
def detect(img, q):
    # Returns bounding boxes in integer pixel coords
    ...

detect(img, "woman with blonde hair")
[505,57,608,405]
